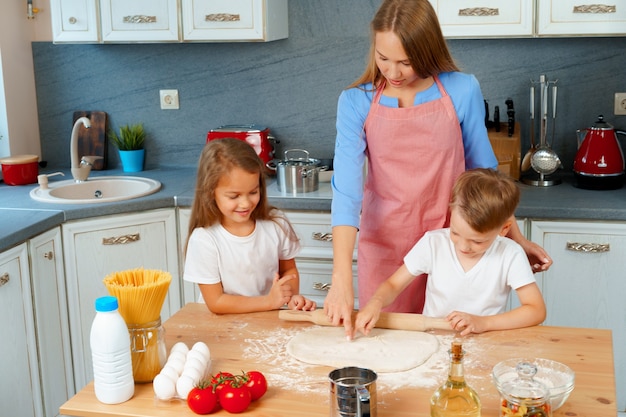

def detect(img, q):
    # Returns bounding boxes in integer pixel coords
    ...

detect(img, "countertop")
[60,303,617,417]
[2,166,626,252]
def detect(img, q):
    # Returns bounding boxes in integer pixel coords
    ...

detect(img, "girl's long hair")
[185,138,297,253]
[348,0,459,90]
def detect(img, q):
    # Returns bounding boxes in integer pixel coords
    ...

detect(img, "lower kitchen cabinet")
[29,227,75,417]
[177,208,199,304]
[530,220,626,412]
[285,211,359,308]
[63,209,181,391]
[0,243,42,417]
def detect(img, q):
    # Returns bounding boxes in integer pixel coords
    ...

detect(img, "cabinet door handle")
[102,233,140,245]
[43,251,54,260]
[123,15,157,24]
[573,4,616,14]
[0,272,9,288]
[313,282,331,291]
[458,7,499,16]
[566,242,610,253]
[312,232,333,242]
[205,13,241,22]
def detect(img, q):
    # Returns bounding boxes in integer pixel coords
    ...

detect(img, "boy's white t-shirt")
[403,229,536,317]
[183,214,300,297]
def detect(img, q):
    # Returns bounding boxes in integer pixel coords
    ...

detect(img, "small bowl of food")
[493,358,575,411]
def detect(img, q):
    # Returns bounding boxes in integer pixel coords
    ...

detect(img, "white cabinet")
[182,0,288,42]
[51,0,288,43]
[29,228,75,417]
[51,0,99,42]
[530,220,626,412]
[286,211,359,308]
[178,208,200,304]
[63,209,181,390]
[429,0,534,38]
[537,0,626,36]
[100,0,179,42]
[0,244,42,417]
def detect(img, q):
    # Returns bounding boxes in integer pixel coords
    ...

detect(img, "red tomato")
[243,371,267,401]
[218,384,251,414]
[211,372,234,394]
[187,383,218,415]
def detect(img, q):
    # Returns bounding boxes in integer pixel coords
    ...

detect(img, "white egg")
[167,350,187,364]
[153,373,177,400]
[191,342,211,361]
[184,357,206,376]
[170,342,189,356]
[166,356,185,375]
[160,365,180,382]
[176,374,195,399]
[181,367,202,384]
[185,350,208,368]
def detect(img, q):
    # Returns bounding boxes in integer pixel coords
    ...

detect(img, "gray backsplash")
[32,2,626,172]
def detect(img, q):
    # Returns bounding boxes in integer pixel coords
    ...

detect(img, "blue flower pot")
[119,149,145,172]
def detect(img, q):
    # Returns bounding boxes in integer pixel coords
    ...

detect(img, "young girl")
[183,138,317,314]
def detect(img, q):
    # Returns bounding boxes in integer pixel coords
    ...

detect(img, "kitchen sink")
[30,176,161,204]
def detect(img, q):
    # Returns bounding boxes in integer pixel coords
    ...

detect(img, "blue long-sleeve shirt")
[331,71,498,229]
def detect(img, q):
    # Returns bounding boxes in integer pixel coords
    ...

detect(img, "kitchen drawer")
[297,259,359,309]
[285,211,357,260]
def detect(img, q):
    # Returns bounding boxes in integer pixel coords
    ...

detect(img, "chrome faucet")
[70,117,92,182]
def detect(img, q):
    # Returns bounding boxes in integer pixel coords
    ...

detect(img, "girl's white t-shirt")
[404,229,536,317]
[184,214,300,297]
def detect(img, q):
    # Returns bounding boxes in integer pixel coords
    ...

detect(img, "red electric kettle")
[574,115,626,190]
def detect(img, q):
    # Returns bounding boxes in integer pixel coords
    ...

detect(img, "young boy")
[354,168,546,338]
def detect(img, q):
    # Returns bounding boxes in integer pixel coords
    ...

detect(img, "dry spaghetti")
[104,268,171,383]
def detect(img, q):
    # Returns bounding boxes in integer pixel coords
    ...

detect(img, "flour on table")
[286,326,439,373]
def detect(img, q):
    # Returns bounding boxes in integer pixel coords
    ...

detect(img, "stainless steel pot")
[267,149,328,194]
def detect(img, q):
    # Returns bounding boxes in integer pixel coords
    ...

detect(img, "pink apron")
[359,76,465,313]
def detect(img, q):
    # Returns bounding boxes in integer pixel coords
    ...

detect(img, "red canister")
[0,154,39,185]
[207,125,276,164]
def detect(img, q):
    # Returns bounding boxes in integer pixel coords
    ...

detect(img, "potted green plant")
[109,123,146,172]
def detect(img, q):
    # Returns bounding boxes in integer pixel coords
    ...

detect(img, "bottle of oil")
[430,341,481,417]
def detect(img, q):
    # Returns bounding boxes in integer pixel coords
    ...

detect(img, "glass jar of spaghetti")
[128,318,166,383]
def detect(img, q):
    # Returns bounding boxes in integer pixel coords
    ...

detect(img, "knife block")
[488,122,521,180]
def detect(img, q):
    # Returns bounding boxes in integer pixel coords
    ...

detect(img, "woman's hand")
[288,295,317,311]
[323,278,355,337]
[268,273,295,309]
[520,239,553,272]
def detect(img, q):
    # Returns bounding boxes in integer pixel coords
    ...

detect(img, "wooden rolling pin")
[278,309,452,332]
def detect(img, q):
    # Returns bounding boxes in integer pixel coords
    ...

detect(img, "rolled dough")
[286,326,439,373]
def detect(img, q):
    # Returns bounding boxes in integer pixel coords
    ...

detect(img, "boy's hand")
[288,295,317,311]
[353,300,383,339]
[446,311,486,336]
[268,273,295,309]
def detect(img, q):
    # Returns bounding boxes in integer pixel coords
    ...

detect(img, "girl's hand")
[268,273,295,309]
[288,295,317,311]
[446,311,486,336]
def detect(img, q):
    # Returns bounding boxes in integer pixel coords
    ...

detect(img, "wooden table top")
[61,303,617,417]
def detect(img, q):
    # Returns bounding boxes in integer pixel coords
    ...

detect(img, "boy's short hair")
[449,168,520,233]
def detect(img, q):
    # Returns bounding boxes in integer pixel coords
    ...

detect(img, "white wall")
[0,0,51,158]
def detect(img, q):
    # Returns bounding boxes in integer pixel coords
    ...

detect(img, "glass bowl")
[492,358,575,411]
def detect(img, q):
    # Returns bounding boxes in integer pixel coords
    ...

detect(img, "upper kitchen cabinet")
[428,0,534,38]
[537,0,626,36]
[51,0,99,42]
[182,0,288,42]
[50,0,288,43]
[100,0,179,42]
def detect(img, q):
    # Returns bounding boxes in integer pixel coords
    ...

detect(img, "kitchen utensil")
[278,309,451,331]
[521,85,536,172]
[0,154,39,185]
[492,358,575,411]
[266,149,328,194]
[207,124,277,165]
[329,367,377,417]
[495,361,551,417]
[574,115,626,190]
[73,111,107,170]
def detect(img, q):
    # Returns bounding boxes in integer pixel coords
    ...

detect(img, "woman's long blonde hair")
[185,138,297,252]
[348,0,459,90]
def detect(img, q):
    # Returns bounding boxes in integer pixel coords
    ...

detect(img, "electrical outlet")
[615,92,626,115]
[160,89,179,110]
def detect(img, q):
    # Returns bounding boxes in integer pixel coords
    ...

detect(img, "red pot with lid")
[207,124,277,165]
[0,154,39,185]
[574,115,626,190]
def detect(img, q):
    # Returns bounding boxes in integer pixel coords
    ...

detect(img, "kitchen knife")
[505,98,515,137]
[278,309,452,332]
